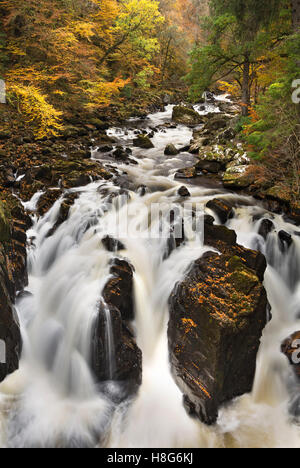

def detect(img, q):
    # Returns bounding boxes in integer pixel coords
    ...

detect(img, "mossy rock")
[133,135,154,149]
[223,165,254,189]
[172,106,203,125]
[264,185,292,204]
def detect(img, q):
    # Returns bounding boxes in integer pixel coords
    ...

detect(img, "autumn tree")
[186,0,285,115]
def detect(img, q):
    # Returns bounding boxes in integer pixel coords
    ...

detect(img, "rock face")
[168,223,268,425]
[92,258,142,397]
[0,200,29,383]
[172,106,203,126]
[103,258,135,322]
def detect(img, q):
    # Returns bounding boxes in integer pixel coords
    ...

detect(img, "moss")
[229,269,259,295]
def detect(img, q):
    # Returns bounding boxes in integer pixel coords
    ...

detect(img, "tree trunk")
[241,56,250,116]
[292,0,300,32]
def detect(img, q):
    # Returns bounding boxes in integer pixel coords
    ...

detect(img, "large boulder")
[168,222,268,425]
[172,106,203,126]
[91,258,142,398]
[92,302,142,397]
[196,146,235,173]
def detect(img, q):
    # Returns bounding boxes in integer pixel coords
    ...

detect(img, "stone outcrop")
[168,221,268,425]
[0,199,29,383]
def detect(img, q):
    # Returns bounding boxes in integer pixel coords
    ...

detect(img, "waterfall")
[1,102,300,448]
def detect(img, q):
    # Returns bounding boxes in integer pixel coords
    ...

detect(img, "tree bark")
[292,0,300,32]
[241,56,250,116]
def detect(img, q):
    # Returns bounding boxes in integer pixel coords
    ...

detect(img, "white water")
[1,103,300,448]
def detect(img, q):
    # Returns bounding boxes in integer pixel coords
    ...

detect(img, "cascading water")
[1,101,300,448]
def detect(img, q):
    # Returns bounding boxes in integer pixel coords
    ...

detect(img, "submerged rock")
[168,245,268,425]
[172,106,203,126]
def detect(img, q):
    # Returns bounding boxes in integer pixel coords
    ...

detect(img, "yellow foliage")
[84,78,130,108]
[9,84,63,139]
[218,80,240,98]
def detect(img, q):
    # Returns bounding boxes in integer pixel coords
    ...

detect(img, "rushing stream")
[1,100,300,448]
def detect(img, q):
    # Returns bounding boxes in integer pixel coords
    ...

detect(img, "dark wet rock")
[281,331,300,379]
[99,145,113,153]
[175,167,197,179]
[172,106,203,126]
[92,302,142,396]
[206,198,234,224]
[133,135,154,149]
[37,189,63,217]
[47,193,79,237]
[278,230,293,250]
[92,258,142,396]
[102,236,125,252]
[112,147,129,161]
[196,160,222,174]
[179,145,191,153]
[137,185,148,196]
[204,214,215,226]
[165,217,185,259]
[178,186,190,198]
[0,199,29,383]
[258,219,275,240]
[164,144,179,156]
[168,247,268,425]
[204,222,267,282]
[103,258,135,322]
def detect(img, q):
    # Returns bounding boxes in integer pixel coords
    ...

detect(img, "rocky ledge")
[0,196,30,382]
[168,220,268,425]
